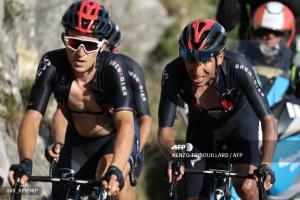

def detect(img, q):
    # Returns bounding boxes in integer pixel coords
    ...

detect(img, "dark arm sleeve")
[27,54,56,115]
[129,65,151,117]
[158,64,179,127]
[216,0,242,31]
[232,55,271,118]
[105,58,134,112]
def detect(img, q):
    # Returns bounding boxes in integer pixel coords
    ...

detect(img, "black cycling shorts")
[183,104,260,198]
[52,122,141,198]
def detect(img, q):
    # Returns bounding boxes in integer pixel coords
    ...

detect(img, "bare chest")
[68,81,102,113]
[196,86,222,110]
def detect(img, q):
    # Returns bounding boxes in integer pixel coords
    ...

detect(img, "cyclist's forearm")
[52,109,68,143]
[18,110,42,160]
[157,127,175,159]
[260,114,278,166]
[111,124,133,170]
[110,112,134,170]
[139,115,152,151]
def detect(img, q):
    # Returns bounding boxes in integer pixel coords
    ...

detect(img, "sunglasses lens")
[66,38,81,50]
[255,28,284,37]
[83,41,99,51]
[65,36,100,53]
[180,48,211,62]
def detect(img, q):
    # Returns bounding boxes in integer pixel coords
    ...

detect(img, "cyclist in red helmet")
[46,19,152,196]
[8,0,140,198]
[158,18,277,200]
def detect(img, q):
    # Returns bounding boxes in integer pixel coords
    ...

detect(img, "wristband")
[167,159,184,177]
[20,158,33,177]
[255,164,275,184]
[103,165,125,190]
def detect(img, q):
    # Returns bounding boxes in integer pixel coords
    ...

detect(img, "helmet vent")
[198,31,208,49]
[198,22,205,32]
[208,31,220,46]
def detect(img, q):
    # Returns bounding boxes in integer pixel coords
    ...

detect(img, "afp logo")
[171,143,193,152]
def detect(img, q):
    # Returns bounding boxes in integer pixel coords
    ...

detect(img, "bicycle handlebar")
[11,175,107,200]
[28,176,102,186]
[185,168,254,179]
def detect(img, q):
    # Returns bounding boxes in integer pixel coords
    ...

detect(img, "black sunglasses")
[255,28,285,37]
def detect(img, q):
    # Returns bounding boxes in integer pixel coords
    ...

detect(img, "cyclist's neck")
[72,64,97,85]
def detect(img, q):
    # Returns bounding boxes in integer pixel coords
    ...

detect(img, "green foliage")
[4,0,25,27]
[160,0,182,16]
[0,93,23,126]
[20,78,35,107]
[160,0,217,19]
[150,22,181,62]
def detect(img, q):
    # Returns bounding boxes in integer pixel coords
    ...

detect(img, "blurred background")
[0,0,224,199]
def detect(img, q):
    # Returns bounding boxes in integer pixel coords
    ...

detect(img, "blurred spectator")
[239,1,295,72]
[216,0,300,40]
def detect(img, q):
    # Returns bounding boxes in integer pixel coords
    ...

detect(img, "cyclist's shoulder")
[116,53,143,71]
[165,57,185,72]
[161,57,187,85]
[94,51,133,86]
[34,48,70,80]
[97,51,130,70]
[41,48,67,60]
[224,50,251,68]
[39,48,69,68]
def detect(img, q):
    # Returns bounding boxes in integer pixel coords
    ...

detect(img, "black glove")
[254,164,275,184]
[102,165,125,191]
[9,158,33,178]
[167,159,184,177]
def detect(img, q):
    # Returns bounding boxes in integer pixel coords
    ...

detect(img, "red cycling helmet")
[253,1,296,47]
[179,19,226,62]
[62,0,112,39]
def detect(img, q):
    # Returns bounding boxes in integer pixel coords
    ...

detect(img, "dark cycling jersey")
[27,49,134,122]
[117,53,150,117]
[158,50,271,127]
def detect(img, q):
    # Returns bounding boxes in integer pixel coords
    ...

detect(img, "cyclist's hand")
[101,165,125,196]
[254,164,275,191]
[45,142,63,162]
[8,158,32,186]
[167,160,185,183]
[102,174,120,196]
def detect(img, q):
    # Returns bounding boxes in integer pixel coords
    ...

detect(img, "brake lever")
[49,160,58,177]
[256,172,267,200]
[10,166,23,200]
[129,166,137,186]
[168,162,181,200]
